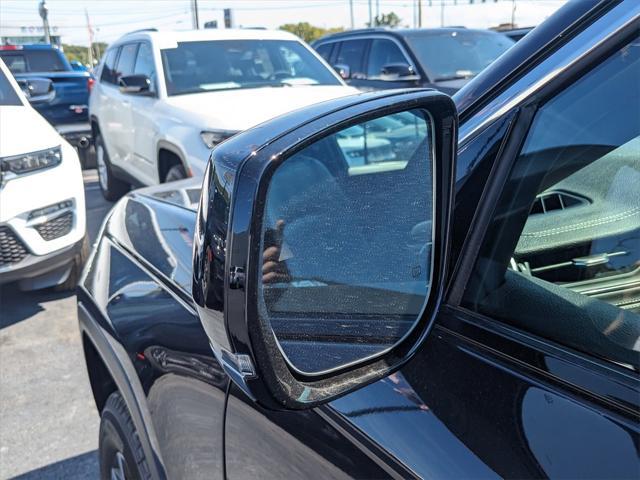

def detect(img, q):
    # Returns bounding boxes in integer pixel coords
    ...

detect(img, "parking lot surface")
[0,170,112,479]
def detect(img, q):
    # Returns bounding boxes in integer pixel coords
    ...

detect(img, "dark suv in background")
[313,27,514,94]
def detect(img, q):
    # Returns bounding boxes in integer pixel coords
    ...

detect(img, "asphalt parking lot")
[0,170,112,479]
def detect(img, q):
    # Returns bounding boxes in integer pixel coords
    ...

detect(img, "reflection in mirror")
[259,109,434,374]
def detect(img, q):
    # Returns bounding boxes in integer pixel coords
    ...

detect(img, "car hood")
[161,85,359,131]
[0,105,62,157]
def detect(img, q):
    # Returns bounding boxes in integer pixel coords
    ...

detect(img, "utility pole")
[368,0,373,27]
[511,0,517,27]
[192,0,200,29]
[418,0,422,27]
[38,0,51,44]
[440,0,445,27]
[85,9,94,67]
[349,0,354,29]
[375,0,379,19]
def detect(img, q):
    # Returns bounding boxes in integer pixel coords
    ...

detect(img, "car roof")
[313,27,497,44]
[112,28,302,47]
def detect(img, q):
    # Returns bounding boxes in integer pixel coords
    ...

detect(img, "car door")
[224,24,639,480]
[127,41,161,185]
[95,47,123,164]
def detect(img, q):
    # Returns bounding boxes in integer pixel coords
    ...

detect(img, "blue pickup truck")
[0,44,93,164]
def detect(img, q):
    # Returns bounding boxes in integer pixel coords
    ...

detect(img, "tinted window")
[100,48,119,84]
[0,68,21,105]
[367,38,410,79]
[463,37,640,369]
[335,39,368,79]
[405,30,513,81]
[315,42,333,62]
[116,43,139,79]
[161,40,341,96]
[0,50,67,73]
[259,109,433,373]
[134,42,157,93]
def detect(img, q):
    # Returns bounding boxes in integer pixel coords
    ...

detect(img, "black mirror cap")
[193,89,458,410]
[118,74,151,94]
[381,62,415,77]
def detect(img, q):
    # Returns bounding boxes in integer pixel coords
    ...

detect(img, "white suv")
[89,28,358,200]
[0,60,87,291]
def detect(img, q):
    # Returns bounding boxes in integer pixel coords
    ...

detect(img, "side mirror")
[18,77,54,103]
[118,74,152,95]
[193,90,457,410]
[332,63,351,80]
[381,62,417,79]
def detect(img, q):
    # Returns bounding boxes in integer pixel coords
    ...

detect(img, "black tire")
[164,163,187,182]
[99,392,151,480]
[53,235,89,292]
[95,133,129,201]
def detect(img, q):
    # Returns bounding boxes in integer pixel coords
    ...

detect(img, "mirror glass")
[259,109,434,374]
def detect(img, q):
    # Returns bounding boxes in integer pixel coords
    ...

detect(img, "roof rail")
[123,28,158,36]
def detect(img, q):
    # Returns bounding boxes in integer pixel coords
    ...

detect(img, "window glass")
[405,30,513,81]
[0,68,21,106]
[315,43,333,62]
[161,40,341,96]
[463,36,640,370]
[259,109,433,373]
[367,38,410,79]
[134,42,157,93]
[0,50,67,73]
[100,48,119,84]
[116,43,139,79]
[335,39,368,79]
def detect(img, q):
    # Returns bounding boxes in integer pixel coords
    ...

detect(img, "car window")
[259,109,434,372]
[405,30,513,81]
[100,48,119,85]
[315,42,333,62]
[335,39,368,79]
[462,36,640,370]
[0,67,22,105]
[367,38,410,79]
[0,50,67,73]
[116,43,139,80]
[161,39,341,96]
[134,42,157,93]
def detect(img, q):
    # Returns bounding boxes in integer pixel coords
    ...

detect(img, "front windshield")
[161,39,341,96]
[406,30,514,81]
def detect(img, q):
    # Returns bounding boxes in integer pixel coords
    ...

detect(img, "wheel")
[53,235,89,292]
[95,134,129,201]
[99,392,151,480]
[164,164,187,182]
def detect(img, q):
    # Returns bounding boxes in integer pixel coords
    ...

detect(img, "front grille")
[0,226,28,266]
[35,211,73,241]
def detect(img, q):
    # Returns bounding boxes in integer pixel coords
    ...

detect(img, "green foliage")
[368,12,402,28]
[61,42,108,66]
[279,22,344,43]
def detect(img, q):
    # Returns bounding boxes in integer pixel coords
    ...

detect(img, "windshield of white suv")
[0,68,22,106]
[405,30,514,82]
[161,39,342,95]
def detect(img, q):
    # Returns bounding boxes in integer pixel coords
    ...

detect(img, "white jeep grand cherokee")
[0,59,87,291]
[89,28,358,200]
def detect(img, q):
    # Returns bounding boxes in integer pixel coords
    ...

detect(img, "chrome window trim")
[458,4,639,144]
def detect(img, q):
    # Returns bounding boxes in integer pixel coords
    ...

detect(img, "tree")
[279,22,343,43]
[62,42,108,66]
[368,12,402,28]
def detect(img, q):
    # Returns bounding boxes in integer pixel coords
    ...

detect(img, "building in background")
[1,25,62,47]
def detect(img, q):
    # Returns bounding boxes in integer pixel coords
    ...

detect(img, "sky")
[1,0,569,46]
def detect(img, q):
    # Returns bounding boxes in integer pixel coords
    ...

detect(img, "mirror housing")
[118,74,152,95]
[332,63,351,80]
[381,63,417,79]
[17,77,54,103]
[193,90,457,410]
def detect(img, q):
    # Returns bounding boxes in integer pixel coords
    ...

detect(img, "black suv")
[313,27,514,94]
[78,1,639,478]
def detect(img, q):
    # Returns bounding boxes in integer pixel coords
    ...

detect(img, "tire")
[164,164,187,182]
[95,134,129,201]
[99,392,152,480]
[53,235,89,292]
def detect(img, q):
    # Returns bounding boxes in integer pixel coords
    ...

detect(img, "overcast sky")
[1,0,569,45]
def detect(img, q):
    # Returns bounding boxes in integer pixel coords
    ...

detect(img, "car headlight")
[1,146,62,175]
[200,130,238,149]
